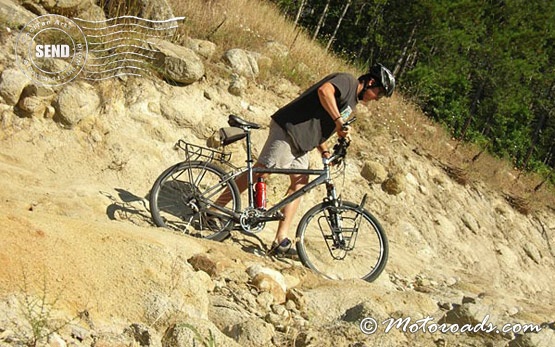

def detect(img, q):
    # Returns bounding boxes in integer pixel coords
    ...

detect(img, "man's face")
[361,85,386,102]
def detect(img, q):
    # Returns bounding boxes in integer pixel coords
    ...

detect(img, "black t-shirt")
[272,73,359,153]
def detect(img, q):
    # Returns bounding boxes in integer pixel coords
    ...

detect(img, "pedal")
[258,211,284,222]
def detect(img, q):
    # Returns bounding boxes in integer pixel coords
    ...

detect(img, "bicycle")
[149,115,388,282]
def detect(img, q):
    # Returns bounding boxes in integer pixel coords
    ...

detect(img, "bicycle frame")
[206,128,340,222]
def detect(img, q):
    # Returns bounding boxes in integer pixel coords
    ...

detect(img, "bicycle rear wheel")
[296,201,388,282]
[149,161,241,241]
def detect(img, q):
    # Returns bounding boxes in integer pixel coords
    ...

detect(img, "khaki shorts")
[257,120,309,169]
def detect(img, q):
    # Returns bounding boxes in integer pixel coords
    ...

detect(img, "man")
[220,64,395,254]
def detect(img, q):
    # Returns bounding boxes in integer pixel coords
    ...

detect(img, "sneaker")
[267,238,296,256]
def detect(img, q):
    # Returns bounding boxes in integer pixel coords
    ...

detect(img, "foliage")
[271,0,555,181]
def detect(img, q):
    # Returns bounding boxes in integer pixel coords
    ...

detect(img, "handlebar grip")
[342,116,356,130]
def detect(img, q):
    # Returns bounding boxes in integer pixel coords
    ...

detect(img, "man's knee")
[290,174,308,190]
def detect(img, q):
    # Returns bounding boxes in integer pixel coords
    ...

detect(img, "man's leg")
[214,163,267,206]
[274,173,309,243]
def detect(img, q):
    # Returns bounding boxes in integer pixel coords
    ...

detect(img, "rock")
[251,273,286,304]
[151,39,205,84]
[382,172,406,195]
[509,328,555,347]
[263,41,289,58]
[223,48,259,77]
[93,331,135,347]
[20,0,47,15]
[47,333,66,347]
[223,318,275,347]
[41,0,89,14]
[143,272,211,326]
[342,301,388,323]
[123,323,162,347]
[461,212,480,233]
[76,3,106,21]
[0,69,30,106]
[439,302,500,336]
[523,243,542,264]
[162,321,241,347]
[188,253,234,278]
[17,84,57,118]
[285,288,306,313]
[228,73,246,96]
[103,0,176,32]
[18,96,47,117]
[209,296,251,332]
[361,161,388,184]
[247,265,287,304]
[54,81,100,127]
[0,0,36,29]
[184,38,217,60]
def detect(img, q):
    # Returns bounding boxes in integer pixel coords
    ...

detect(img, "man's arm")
[317,82,350,138]
[317,144,331,158]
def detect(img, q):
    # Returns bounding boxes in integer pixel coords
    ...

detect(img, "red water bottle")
[255,177,267,209]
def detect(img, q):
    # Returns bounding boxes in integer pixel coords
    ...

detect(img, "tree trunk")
[522,113,548,170]
[326,0,351,51]
[394,24,418,77]
[459,79,485,140]
[294,0,306,27]
[313,0,331,41]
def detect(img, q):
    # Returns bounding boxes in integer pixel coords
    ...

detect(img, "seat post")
[244,128,255,208]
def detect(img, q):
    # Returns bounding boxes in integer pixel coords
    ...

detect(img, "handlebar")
[342,116,356,130]
[324,117,356,167]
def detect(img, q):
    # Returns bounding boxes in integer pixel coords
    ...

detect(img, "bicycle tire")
[149,160,241,241]
[296,201,388,282]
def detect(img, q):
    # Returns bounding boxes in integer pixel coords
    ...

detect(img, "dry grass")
[383,95,555,213]
[167,0,355,87]
[166,0,554,213]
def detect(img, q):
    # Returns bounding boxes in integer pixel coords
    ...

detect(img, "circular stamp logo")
[15,14,88,86]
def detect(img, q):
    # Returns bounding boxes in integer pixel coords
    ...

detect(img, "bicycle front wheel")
[296,201,388,282]
[149,161,241,241]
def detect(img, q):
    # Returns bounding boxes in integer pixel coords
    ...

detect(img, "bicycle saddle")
[228,115,261,129]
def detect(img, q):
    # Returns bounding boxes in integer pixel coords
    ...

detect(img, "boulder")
[361,160,388,184]
[123,323,162,347]
[228,73,246,97]
[223,49,260,77]
[54,81,100,127]
[103,0,176,31]
[263,41,289,58]
[17,84,57,118]
[439,301,501,336]
[76,3,106,21]
[183,38,217,60]
[162,321,241,347]
[40,0,90,14]
[222,318,275,347]
[382,172,406,195]
[188,253,234,278]
[151,39,205,84]
[0,0,35,29]
[0,69,30,106]
[509,328,555,347]
[247,265,287,304]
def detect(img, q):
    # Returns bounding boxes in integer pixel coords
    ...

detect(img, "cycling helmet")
[358,64,396,99]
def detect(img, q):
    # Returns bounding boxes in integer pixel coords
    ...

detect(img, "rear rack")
[175,140,232,163]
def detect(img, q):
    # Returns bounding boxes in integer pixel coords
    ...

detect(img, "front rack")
[175,140,232,163]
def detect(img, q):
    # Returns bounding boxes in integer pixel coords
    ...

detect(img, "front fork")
[325,183,345,248]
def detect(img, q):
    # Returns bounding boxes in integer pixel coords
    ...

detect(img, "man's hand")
[336,122,351,139]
